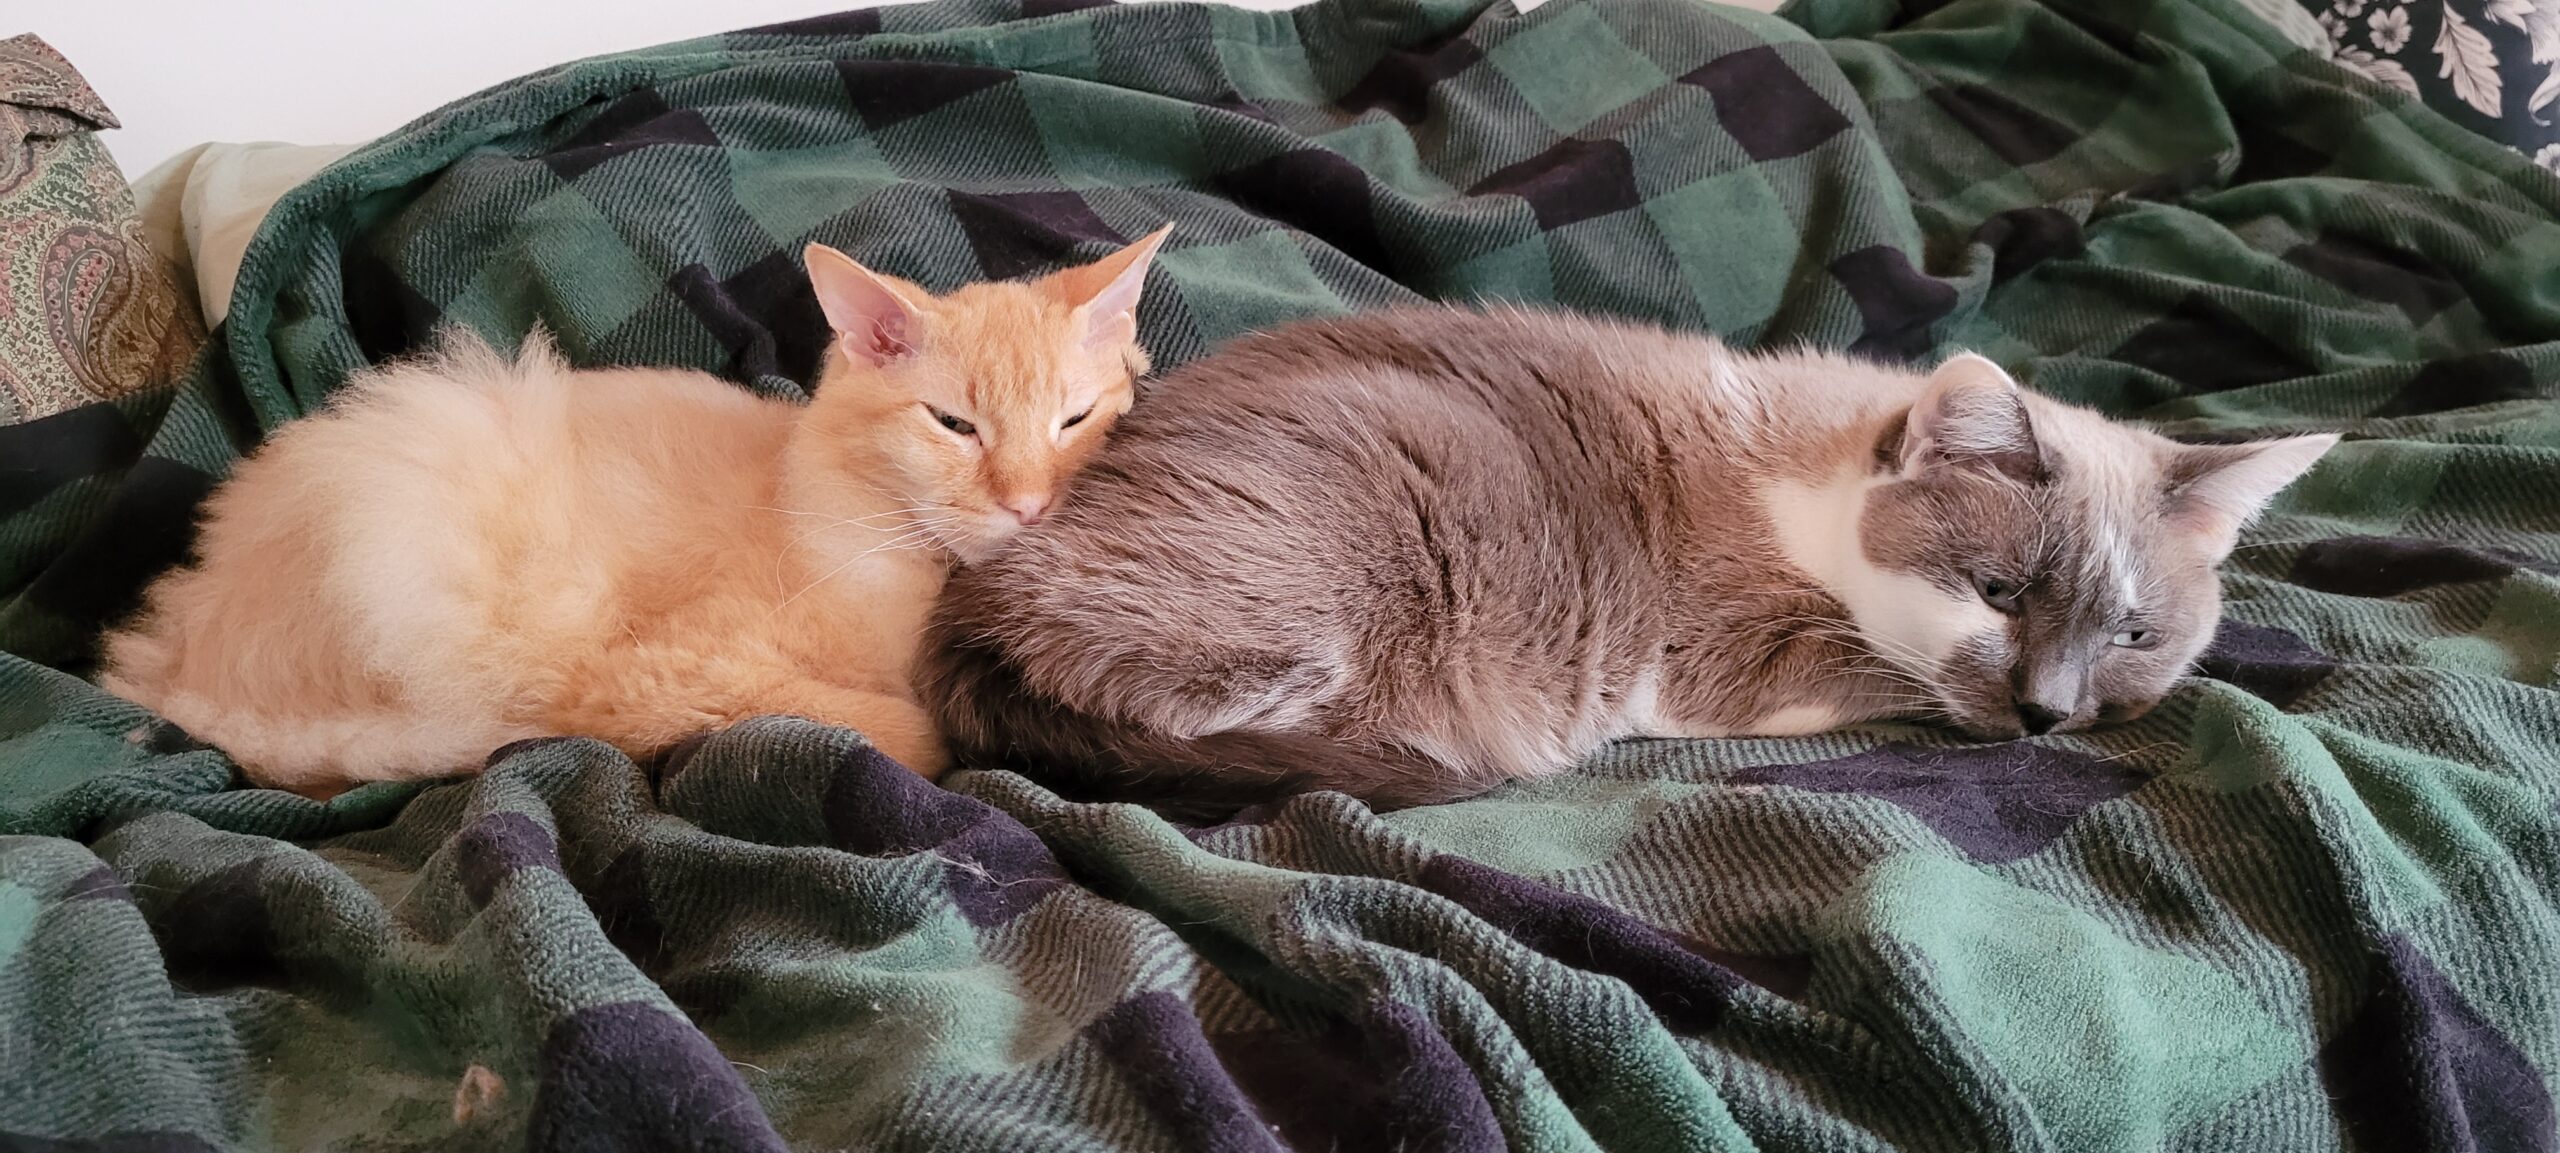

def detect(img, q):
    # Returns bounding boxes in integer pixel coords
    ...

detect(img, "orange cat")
[100,227,1170,794]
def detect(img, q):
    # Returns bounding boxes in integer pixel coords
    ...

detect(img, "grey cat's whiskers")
[1766,612,1938,681]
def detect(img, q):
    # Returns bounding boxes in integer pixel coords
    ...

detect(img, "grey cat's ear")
[1899,353,2045,482]
[805,243,924,367]
[1047,224,1173,351]
[2167,434,2340,556]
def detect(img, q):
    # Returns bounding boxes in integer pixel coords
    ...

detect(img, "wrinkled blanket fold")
[1,0,2555,1147]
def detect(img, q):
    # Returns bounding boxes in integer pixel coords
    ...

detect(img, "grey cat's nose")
[2017,702,2067,735]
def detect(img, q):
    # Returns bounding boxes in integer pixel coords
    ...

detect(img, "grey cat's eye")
[927,405,977,437]
[2111,628,2159,650]
[1972,573,2024,614]
[1061,406,1094,429]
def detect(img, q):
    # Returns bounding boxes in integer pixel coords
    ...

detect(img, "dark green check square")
[1023,74,1214,188]
[728,141,900,248]
[445,187,663,346]
[1159,230,1348,345]
[1648,169,1797,335]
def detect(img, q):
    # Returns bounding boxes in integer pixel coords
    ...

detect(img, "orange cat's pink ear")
[805,244,924,366]
[1047,224,1173,351]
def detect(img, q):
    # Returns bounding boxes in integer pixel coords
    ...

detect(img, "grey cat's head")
[1784,354,2335,739]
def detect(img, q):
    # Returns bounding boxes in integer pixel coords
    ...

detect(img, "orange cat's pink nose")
[1002,494,1051,525]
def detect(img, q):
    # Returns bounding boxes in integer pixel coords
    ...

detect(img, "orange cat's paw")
[759,687,948,781]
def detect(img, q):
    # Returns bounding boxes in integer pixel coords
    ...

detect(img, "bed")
[2,0,2554,1147]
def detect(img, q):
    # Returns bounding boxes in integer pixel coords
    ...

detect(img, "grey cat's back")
[920,304,2338,814]
[925,306,1688,807]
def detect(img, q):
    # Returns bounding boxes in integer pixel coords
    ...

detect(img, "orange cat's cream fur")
[101,228,1170,795]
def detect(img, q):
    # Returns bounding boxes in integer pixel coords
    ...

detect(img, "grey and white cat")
[917,305,2335,811]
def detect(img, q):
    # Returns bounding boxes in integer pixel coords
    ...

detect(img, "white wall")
[32,0,1601,182]
[30,0,894,178]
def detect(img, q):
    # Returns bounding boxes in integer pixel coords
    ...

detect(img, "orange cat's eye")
[1061,406,1095,430]
[926,405,977,438]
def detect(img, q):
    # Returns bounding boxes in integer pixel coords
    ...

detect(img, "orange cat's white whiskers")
[769,506,957,553]
[751,503,941,523]
[772,519,964,615]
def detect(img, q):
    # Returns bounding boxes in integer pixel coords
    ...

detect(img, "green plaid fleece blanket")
[4,0,2557,1146]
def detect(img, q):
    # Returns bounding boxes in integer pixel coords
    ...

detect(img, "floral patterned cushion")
[2302,0,2560,172]
[0,34,202,424]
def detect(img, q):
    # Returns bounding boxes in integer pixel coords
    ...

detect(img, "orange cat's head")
[790,226,1171,561]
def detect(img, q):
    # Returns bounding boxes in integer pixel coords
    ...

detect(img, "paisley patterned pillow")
[2294,0,2560,173]
[0,34,202,424]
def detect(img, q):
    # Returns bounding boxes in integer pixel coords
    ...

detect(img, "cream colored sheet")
[129,141,353,328]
